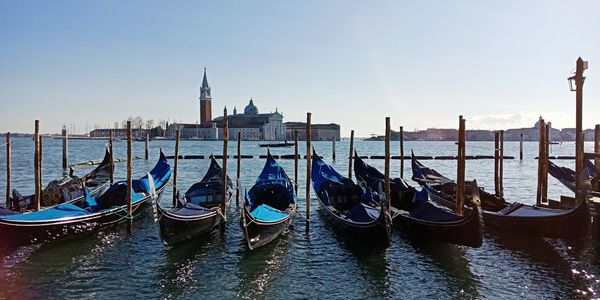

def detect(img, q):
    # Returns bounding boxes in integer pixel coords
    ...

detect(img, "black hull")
[0,185,167,246]
[482,200,590,239]
[426,186,590,239]
[392,208,483,248]
[154,204,224,246]
[258,143,293,148]
[241,204,295,250]
[316,199,392,245]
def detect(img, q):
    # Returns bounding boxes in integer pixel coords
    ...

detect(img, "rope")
[216,208,228,223]
[112,210,135,221]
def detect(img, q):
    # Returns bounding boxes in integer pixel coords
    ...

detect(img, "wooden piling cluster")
[456,116,465,216]
[536,120,548,205]
[384,117,391,215]
[172,130,180,207]
[306,113,312,229]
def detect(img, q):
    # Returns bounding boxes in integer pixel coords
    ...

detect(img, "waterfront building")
[285,122,340,141]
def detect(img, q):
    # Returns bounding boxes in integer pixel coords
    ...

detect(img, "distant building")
[166,69,286,140]
[504,116,560,141]
[285,122,340,141]
[89,128,148,139]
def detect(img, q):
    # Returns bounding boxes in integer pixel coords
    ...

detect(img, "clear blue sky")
[1,1,599,136]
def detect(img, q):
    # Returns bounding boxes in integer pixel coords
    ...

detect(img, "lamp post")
[568,57,588,193]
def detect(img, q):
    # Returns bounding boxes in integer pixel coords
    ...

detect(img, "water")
[0,138,599,299]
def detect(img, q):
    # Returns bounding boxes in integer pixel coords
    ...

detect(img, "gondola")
[3,148,113,214]
[153,157,233,246]
[258,141,294,148]
[353,153,482,247]
[241,151,296,250]
[548,160,597,193]
[0,150,171,246]
[311,150,391,244]
[411,153,590,239]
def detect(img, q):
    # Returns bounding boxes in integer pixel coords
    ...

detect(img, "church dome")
[244,98,258,115]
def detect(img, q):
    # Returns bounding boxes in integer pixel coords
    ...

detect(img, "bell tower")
[199,68,212,124]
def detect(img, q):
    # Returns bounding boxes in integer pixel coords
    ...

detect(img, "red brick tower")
[200,68,212,124]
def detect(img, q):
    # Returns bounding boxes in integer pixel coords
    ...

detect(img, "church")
[166,69,286,140]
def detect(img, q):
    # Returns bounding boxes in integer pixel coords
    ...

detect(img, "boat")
[258,141,294,148]
[548,160,597,193]
[0,150,171,246]
[411,153,590,239]
[241,150,296,250]
[311,149,392,244]
[153,157,233,246]
[353,153,483,247]
[4,148,113,214]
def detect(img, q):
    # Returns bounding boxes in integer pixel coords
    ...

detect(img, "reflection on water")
[0,138,598,298]
[401,234,480,299]
[237,235,290,299]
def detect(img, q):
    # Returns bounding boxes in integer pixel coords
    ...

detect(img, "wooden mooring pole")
[348,130,354,179]
[595,125,600,192]
[294,130,299,194]
[332,137,336,160]
[39,135,43,204]
[536,120,546,205]
[306,113,312,230]
[574,57,586,193]
[400,126,404,178]
[519,133,524,160]
[34,120,41,211]
[173,130,180,207]
[499,130,504,197]
[494,132,500,197]
[5,133,11,209]
[543,125,549,203]
[221,119,229,217]
[456,116,465,216]
[127,121,133,220]
[145,133,149,160]
[62,126,68,170]
[236,132,241,205]
[109,129,114,183]
[384,117,391,215]
[577,132,585,202]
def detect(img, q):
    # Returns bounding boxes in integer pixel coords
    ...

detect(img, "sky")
[1,1,599,136]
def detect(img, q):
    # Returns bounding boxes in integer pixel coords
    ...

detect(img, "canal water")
[0,138,598,299]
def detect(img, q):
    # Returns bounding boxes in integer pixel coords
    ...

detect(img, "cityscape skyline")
[1,1,599,136]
